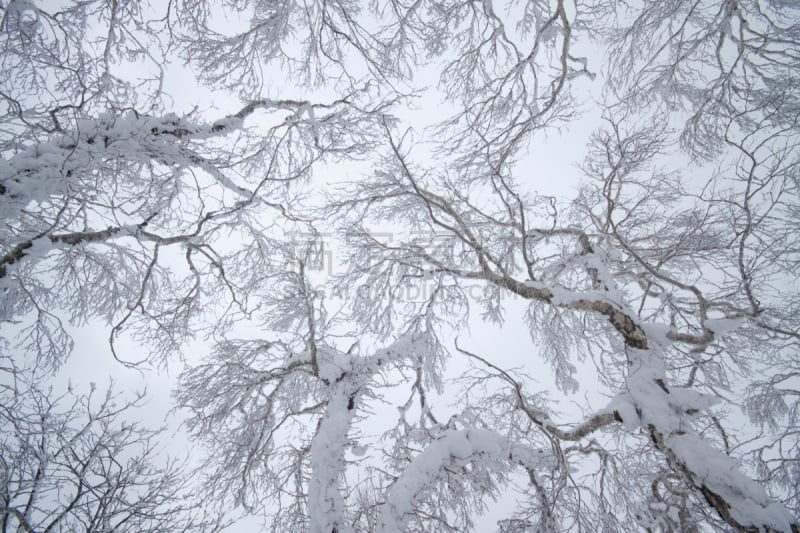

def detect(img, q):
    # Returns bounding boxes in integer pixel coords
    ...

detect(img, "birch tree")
[1,0,799,531]
[0,358,222,532]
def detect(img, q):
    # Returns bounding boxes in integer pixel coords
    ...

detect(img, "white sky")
[8,1,788,530]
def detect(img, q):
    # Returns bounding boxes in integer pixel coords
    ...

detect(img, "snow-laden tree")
[1,0,799,531]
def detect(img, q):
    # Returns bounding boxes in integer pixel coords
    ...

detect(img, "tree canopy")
[1,0,799,531]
